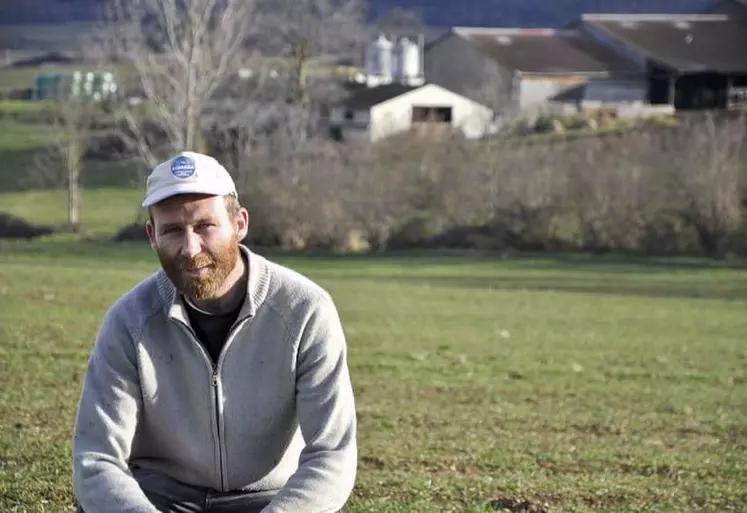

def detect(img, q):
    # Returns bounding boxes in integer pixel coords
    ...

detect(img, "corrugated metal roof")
[582,14,747,73]
[452,27,643,75]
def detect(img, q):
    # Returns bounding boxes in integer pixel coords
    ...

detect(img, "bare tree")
[482,137,570,250]
[344,133,492,250]
[666,112,747,257]
[229,131,363,250]
[99,0,257,170]
[565,135,661,252]
[254,0,365,104]
[29,99,98,230]
[199,112,747,256]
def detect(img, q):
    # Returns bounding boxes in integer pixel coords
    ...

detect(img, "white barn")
[327,83,496,142]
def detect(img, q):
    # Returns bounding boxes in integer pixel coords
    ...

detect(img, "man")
[72,151,357,513]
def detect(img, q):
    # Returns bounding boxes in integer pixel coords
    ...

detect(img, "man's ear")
[145,219,158,251]
[236,208,249,241]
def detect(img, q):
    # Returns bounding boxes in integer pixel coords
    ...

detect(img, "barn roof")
[451,27,642,75]
[581,14,747,73]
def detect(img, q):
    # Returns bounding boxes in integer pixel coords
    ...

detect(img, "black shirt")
[184,296,243,364]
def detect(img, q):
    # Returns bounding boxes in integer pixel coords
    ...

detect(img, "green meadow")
[0,81,745,512]
[1,242,746,512]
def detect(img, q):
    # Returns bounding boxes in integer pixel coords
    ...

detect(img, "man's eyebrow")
[159,216,217,231]
[159,222,181,232]
[194,216,219,224]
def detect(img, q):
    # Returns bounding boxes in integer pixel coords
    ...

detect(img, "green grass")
[0,99,56,114]
[0,188,142,234]
[0,120,60,151]
[0,118,65,194]
[0,105,143,232]
[0,115,143,197]
[0,241,745,512]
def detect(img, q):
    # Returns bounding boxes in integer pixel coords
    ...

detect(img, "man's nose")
[180,230,203,259]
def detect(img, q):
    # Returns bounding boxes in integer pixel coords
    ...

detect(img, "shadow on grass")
[4,237,747,269]
[314,273,747,302]
[500,251,747,273]
[3,241,747,302]
[258,248,747,273]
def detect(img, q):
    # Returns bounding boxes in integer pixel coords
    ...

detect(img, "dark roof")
[705,0,747,14]
[340,83,421,109]
[452,27,642,75]
[582,14,747,73]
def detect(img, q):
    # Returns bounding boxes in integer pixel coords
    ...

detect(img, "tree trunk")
[68,167,80,230]
[293,44,308,105]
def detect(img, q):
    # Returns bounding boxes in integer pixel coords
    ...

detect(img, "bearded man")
[71,151,357,513]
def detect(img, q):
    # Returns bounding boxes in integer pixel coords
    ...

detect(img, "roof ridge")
[453,26,559,38]
[581,13,731,22]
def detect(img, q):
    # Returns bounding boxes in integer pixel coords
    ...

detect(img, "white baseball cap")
[142,151,237,207]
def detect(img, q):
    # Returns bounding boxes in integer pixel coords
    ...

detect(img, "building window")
[344,109,355,120]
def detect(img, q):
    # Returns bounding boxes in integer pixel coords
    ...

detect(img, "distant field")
[0,241,746,512]
[0,187,142,234]
[0,120,59,151]
[0,98,142,229]
[0,63,129,93]
[0,64,77,92]
[0,54,356,96]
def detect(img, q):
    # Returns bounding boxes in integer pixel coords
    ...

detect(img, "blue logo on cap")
[171,156,195,178]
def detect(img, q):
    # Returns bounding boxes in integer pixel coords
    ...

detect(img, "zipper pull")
[212,371,219,387]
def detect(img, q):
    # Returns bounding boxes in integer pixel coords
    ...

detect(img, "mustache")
[178,253,215,271]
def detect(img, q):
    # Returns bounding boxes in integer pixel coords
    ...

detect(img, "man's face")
[146,194,248,301]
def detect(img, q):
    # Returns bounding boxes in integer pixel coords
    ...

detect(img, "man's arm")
[72,306,160,513]
[263,294,358,513]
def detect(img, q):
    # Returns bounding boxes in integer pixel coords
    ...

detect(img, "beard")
[156,232,240,301]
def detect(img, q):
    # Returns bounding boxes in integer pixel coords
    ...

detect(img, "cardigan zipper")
[176,324,226,490]
[177,317,251,492]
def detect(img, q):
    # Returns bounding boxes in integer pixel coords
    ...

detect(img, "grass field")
[0,96,144,231]
[0,188,141,234]
[1,241,745,512]
[0,70,745,512]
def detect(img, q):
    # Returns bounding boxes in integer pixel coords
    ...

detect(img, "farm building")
[422,10,747,117]
[574,14,747,110]
[325,34,496,142]
[327,82,496,142]
[422,27,650,117]
[324,4,747,141]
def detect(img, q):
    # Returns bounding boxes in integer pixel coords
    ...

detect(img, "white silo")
[391,37,404,81]
[365,34,394,86]
[394,36,422,85]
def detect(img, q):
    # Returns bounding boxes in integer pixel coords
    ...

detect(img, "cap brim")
[141,184,236,207]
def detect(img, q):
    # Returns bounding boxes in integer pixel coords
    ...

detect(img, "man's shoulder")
[265,258,331,302]
[262,257,333,314]
[105,271,166,335]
